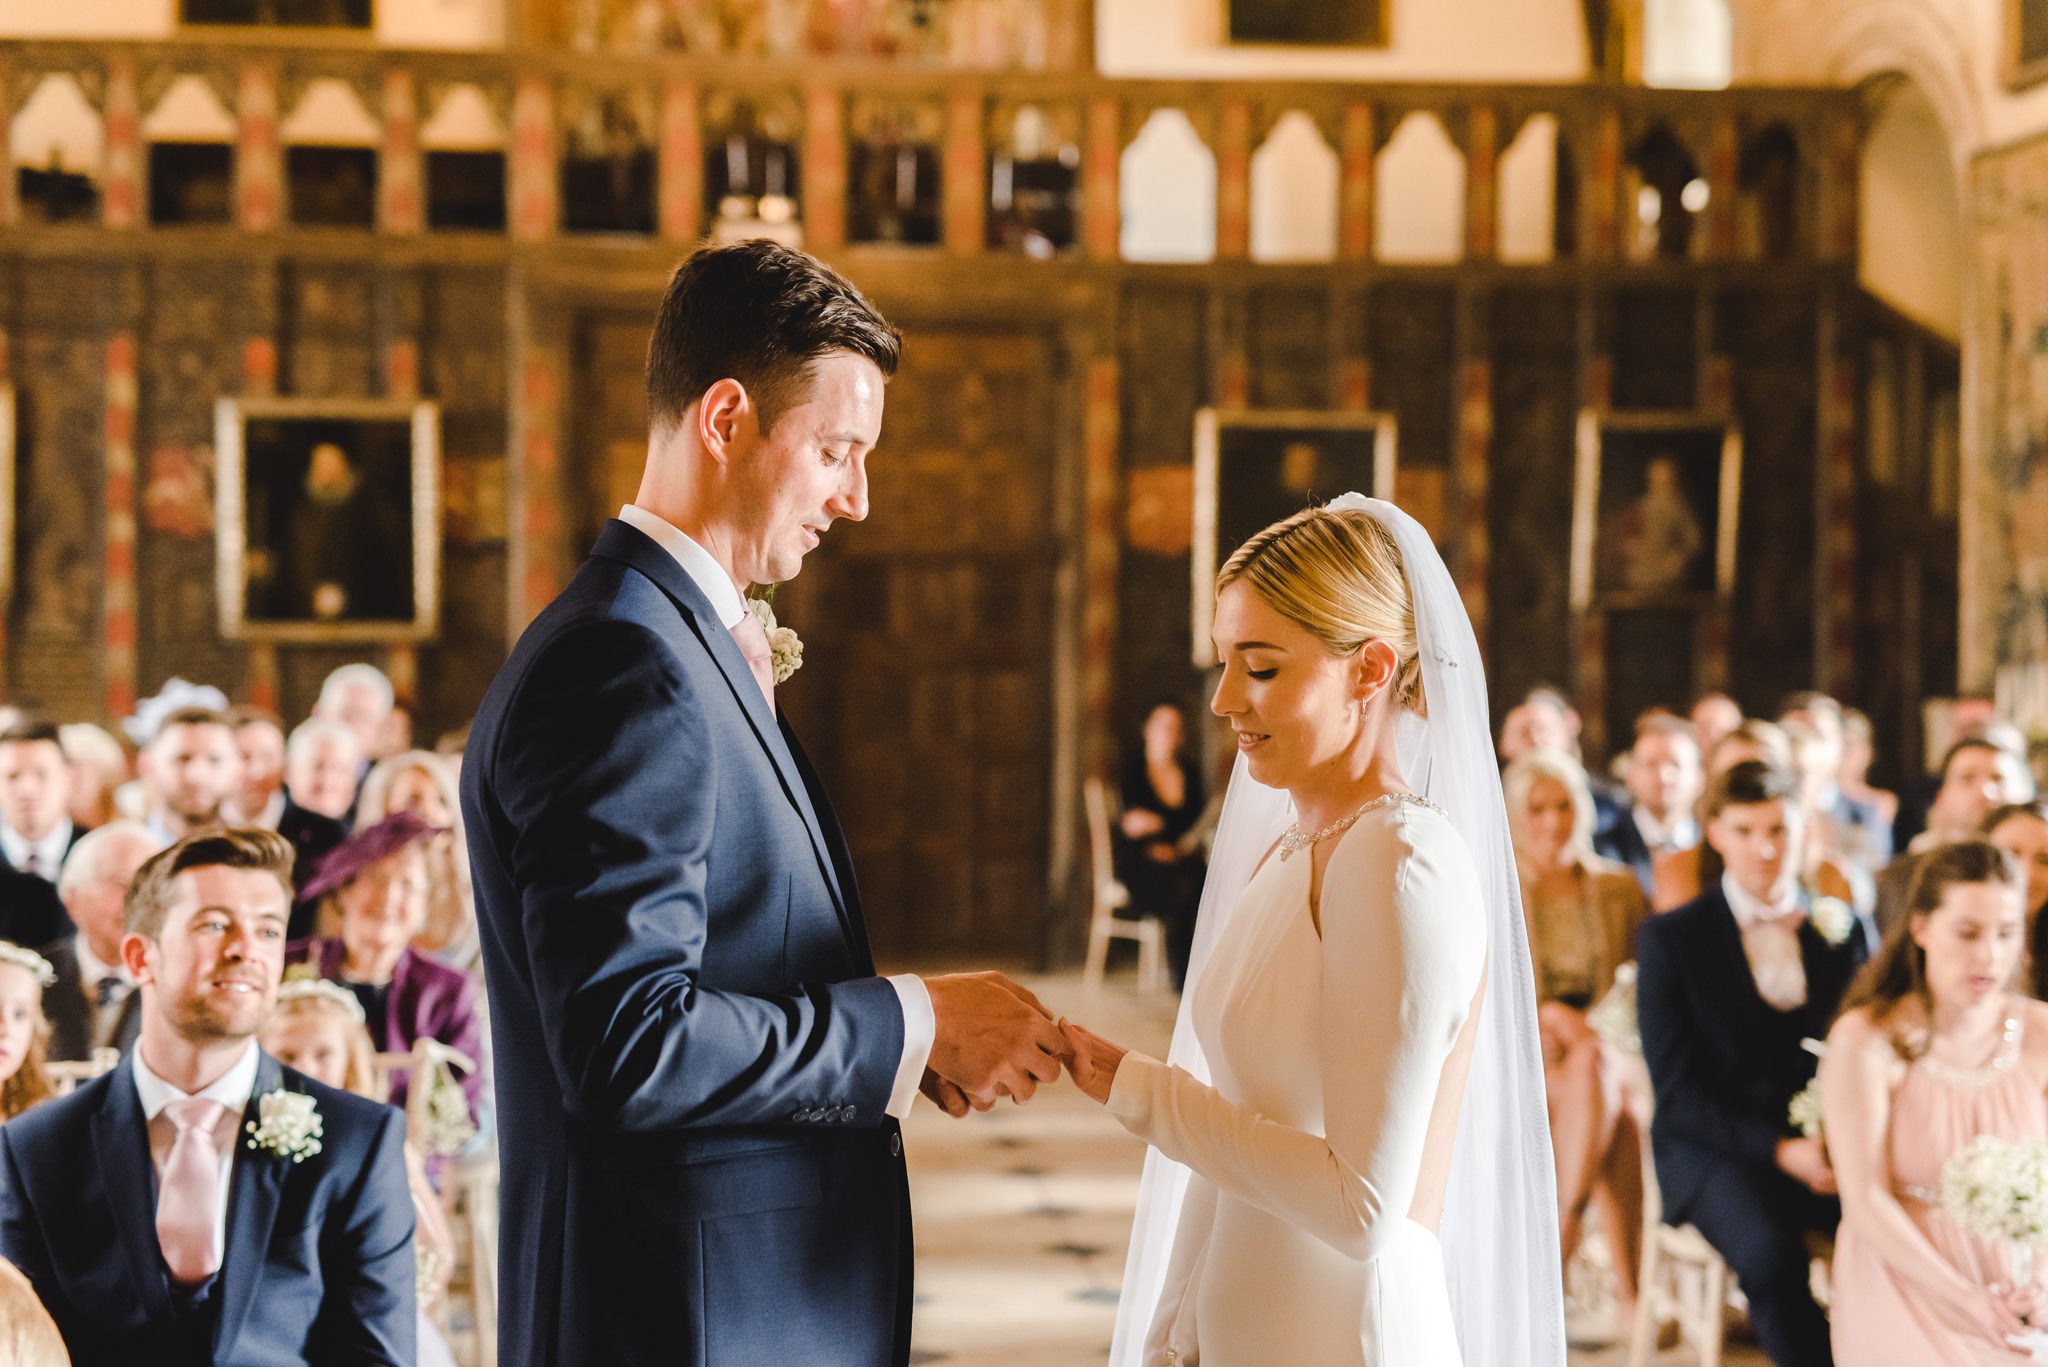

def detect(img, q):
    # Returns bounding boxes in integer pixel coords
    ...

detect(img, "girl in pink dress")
[1824,840,2048,1365]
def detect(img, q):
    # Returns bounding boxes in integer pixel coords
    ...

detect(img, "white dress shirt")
[620,505,936,1120]
[1633,806,1699,854]
[74,934,137,1050]
[1722,873,1807,1011]
[132,1041,262,1265]
[1,820,72,883]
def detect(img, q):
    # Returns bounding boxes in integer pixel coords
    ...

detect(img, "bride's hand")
[1058,1019,1127,1105]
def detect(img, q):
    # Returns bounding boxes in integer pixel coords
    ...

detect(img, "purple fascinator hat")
[300,810,447,902]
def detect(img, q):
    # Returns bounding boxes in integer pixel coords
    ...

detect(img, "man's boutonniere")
[747,596,804,685]
[245,1087,324,1163]
[1809,895,1855,947]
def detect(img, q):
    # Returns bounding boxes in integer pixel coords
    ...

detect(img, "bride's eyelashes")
[1247,668,1278,681]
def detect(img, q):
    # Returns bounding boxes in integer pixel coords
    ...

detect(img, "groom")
[463,240,1068,1367]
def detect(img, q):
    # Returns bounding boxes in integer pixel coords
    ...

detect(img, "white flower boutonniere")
[1810,895,1855,947]
[747,596,804,685]
[245,1088,325,1163]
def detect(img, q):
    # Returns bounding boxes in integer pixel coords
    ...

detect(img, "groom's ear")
[696,378,753,465]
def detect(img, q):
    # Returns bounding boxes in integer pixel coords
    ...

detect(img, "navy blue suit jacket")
[461,519,912,1367]
[0,1050,414,1366]
[1635,887,1867,1222]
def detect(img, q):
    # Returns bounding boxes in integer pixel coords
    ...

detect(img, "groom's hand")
[923,971,1069,1107]
[919,1068,984,1118]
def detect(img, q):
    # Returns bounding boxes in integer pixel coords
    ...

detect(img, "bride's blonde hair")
[1216,506,1425,716]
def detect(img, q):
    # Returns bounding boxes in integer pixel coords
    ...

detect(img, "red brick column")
[1706,113,1739,258]
[942,91,985,255]
[512,339,568,630]
[658,81,702,243]
[1216,100,1252,260]
[801,85,846,250]
[1463,105,1499,260]
[103,334,140,719]
[1456,352,1494,641]
[1081,355,1120,778]
[1082,98,1120,260]
[510,77,557,241]
[103,58,142,229]
[1584,105,1622,260]
[1338,102,1375,262]
[235,64,282,231]
[380,69,424,235]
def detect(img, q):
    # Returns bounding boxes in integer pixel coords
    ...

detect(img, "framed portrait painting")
[215,397,440,642]
[2009,0,2048,90]
[1191,407,1397,665]
[1571,410,1741,612]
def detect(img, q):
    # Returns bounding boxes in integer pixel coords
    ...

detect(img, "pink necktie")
[729,613,776,716]
[157,1097,228,1284]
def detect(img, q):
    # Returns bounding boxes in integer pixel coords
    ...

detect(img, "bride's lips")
[1235,729,1270,751]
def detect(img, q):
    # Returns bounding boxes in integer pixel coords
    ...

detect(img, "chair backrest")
[1082,777,1118,894]
[45,1047,120,1097]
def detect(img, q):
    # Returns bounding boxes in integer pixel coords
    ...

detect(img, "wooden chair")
[45,1047,119,1097]
[1627,1078,1733,1367]
[1080,776,1166,993]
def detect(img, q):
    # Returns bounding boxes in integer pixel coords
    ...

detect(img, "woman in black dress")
[1116,702,1207,988]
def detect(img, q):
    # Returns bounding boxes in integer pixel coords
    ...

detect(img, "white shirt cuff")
[884,974,936,1121]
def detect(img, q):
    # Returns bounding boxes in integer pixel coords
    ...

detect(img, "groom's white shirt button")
[620,505,939,1122]
[134,1040,261,1268]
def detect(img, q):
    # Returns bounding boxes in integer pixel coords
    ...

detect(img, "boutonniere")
[245,1087,325,1163]
[1809,895,1856,947]
[746,596,804,685]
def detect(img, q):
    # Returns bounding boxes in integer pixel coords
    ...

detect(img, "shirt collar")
[1,821,69,876]
[1633,806,1698,852]
[74,935,132,989]
[132,1040,261,1124]
[1722,872,1802,929]
[618,504,748,631]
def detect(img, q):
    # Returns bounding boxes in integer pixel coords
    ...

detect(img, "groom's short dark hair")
[123,828,295,941]
[645,240,902,439]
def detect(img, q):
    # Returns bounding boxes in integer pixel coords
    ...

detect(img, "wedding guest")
[1782,691,1892,872]
[312,664,396,771]
[1839,707,1899,834]
[1785,720,1878,917]
[1877,739,2037,935]
[1500,686,1583,765]
[224,708,287,830]
[0,944,56,1123]
[0,861,69,953]
[0,829,416,1366]
[0,721,85,885]
[286,812,483,1127]
[1503,751,1647,1305]
[43,822,163,1062]
[1116,702,1207,989]
[283,718,364,825]
[1691,691,1744,764]
[260,980,459,1367]
[1824,841,2048,1364]
[137,707,242,845]
[1636,759,1869,1367]
[355,753,477,972]
[57,724,127,832]
[0,1256,68,1367]
[1595,716,1704,902]
[1984,802,2048,1000]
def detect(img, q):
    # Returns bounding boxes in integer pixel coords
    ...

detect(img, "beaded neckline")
[1277,791,1444,862]
[1916,1002,2024,1088]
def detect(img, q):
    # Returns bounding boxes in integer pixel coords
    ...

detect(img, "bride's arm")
[1821,1010,2010,1334]
[1100,818,1484,1262]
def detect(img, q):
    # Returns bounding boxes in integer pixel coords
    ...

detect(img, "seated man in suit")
[0,828,415,1367]
[42,821,164,1061]
[1637,759,1868,1367]
[0,719,89,884]
[1595,714,1704,899]
[1874,737,2035,935]
[1779,692,1892,874]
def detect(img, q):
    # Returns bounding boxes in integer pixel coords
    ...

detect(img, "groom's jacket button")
[890,1132,902,1157]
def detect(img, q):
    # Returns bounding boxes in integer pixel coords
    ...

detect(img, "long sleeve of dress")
[1107,811,1486,1263]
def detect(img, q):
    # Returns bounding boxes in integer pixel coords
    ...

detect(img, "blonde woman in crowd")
[53,726,125,833]
[1504,751,1649,1308]
[0,1257,69,1367]
[356,751,478,972]
[262,979,458,1367]
[0,946,55,1124]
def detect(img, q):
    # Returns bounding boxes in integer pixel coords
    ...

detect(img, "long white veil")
[1108,494,1566,1367]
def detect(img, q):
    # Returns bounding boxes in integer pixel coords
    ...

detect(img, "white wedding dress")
[1105,793,1485,1365]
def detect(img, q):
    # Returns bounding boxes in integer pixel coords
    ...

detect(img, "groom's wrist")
[883,975,936,1121]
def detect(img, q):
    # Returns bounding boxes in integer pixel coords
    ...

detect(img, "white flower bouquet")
[1788,1037,1828,1142]
[245,1088,325,1163]
[1587,962,1640,1055]
[746,596,804,685]
[1941,1134,2048,1289]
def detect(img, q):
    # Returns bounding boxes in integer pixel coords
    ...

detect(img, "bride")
[1061,497,1565,1365]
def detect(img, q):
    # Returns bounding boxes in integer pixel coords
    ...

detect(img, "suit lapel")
[215,1053,289,1359]
[589,521,851,925]
[779,718,872,971]
[89,1058,174,1324]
